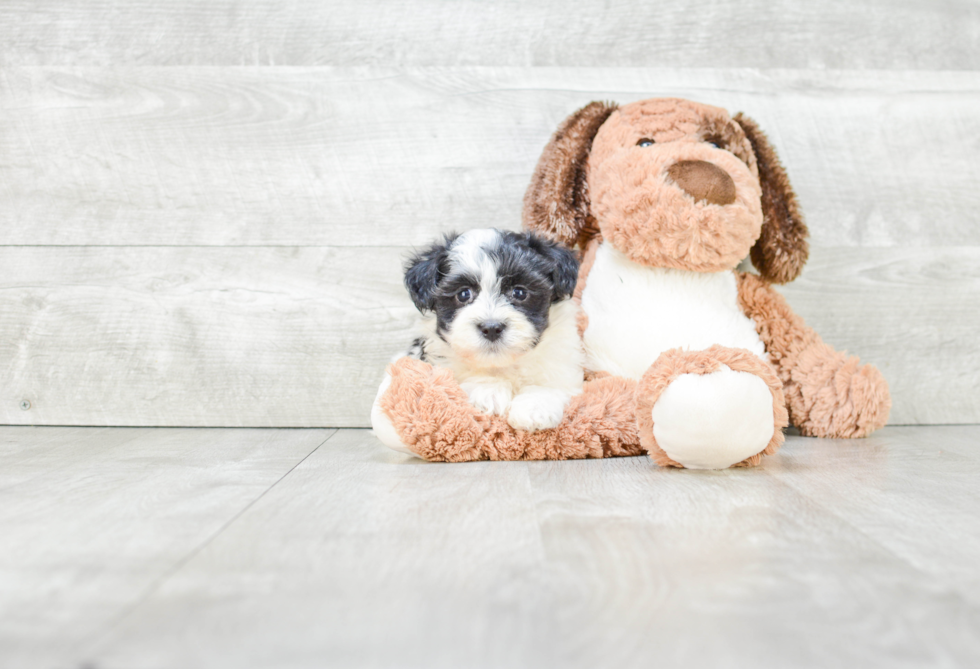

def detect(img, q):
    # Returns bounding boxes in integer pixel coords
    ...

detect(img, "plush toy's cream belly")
[580,244,767,379]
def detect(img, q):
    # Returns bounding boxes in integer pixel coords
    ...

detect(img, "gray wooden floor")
[2,426,979,668]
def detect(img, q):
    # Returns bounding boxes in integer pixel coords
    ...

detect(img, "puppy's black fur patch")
[430,272,479,337]
[508,232,579,303]
[489,231,578,337]
[406,337,428,362]
[404,233,457,312]
[403,229,580,347]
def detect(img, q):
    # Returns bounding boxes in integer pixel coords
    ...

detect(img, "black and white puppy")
[400,228,584,431]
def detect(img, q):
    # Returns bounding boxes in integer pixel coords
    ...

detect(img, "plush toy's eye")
[636,138,656,147]
[456,287,474,304]
[704,135,725,150]
[511,287,528,301]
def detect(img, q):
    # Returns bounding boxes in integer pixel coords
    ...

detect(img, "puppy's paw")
[460,380,513,415]
[507,387,570,431]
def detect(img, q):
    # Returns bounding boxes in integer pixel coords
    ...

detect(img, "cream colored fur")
[370,373,413,454]
[417,299,584,430]
[651,365,775,469]
[580,243,767,379]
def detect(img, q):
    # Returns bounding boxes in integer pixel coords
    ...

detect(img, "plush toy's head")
[523,98,809,283]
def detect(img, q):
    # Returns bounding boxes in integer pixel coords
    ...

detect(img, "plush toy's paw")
[460,380,514,416]
[651,366,773,469]
[636,346,787,469]
[507,387,571,431]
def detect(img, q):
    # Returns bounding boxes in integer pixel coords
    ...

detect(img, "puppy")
[402,228,584,431]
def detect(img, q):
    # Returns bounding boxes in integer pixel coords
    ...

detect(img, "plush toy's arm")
[373,357,643,461]
[736,272,891,438]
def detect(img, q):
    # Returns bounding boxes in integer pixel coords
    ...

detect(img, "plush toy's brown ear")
[522,101,618,249]
[734,113,809,284]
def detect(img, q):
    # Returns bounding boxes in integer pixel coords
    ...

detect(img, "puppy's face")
[405,229,578,366]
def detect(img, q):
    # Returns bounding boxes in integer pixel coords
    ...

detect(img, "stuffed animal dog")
[374,98,891,468]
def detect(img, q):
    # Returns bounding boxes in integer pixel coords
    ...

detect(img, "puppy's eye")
[511,287,528,301]
[456,287,474,304]
[636,138,656,147]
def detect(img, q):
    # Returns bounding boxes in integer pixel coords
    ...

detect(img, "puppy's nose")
[666,160,737,205]
[478,321,507,342]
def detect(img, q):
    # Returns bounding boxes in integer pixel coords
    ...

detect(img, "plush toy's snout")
[587,124,764,273]
[666,160,737,206]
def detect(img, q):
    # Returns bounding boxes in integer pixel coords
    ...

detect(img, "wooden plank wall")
[1,1,978,427]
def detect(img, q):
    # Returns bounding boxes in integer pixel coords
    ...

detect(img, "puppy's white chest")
[580,244,766,379]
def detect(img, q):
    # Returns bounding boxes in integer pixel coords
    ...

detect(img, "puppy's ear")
[522,101,618,249]
[733,113,809,284]
[525,233,580,302]
[404,235,454,312]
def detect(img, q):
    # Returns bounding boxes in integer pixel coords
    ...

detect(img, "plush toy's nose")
[666,160,737,205]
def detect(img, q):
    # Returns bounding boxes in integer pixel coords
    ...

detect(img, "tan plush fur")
[634,346,788,468]
[572,238,600,337]
[736,273,890,437]
[380,357,642,461]
[586,101,764,273]
[377,96,891,467]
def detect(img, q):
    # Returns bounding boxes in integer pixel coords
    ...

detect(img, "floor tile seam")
[760,459,980,609]
[76,427,339,662]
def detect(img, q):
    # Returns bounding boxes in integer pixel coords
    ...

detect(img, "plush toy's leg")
[635,346,789,469]
[737,273,891,438]
[373,357,644,462]
[786,342,891,438]
[373,358,486,462]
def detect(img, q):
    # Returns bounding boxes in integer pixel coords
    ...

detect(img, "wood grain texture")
[2,0,978,69]
[35,426,971,669]
[529,426,980,668]
[0,245,976,426]
[0,246,416,427]
[1,3,977,428]
[765,426,980,599]
[87,428,552,669]
[0,426,335,669]
[2,67,979,248]
[776,247,980,426]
